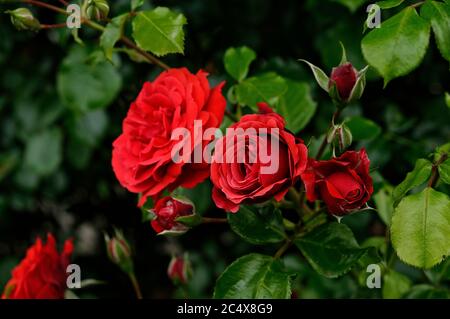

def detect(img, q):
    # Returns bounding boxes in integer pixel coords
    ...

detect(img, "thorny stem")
[428,153,449,188]
[315,108,342,159]
[128,272,143,299]
[18,0,170,70]
[40,22,67,29]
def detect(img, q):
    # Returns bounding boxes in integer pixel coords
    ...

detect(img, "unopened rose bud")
[167,254,192,285]
[6,8,40,32]
[104,229,133,274]
[329,63,358,101]
[86,0,109,21]
[150,196,195,235]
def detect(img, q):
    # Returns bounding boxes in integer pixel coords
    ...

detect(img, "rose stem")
[273,239,292,259]
[40,23,68,29]
[201,217,228,224]
[19,0,170,70]
[428,153,449,188]
[315,108,342,159]
[128,272,143,299]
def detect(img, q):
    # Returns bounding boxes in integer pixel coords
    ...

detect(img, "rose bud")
[327,123,353,153]
[86,0,110,21]
[167,254,192,285]
[104,229,134,274]
[150,196,195,235]
[2,234,73,299]
[302,149,373,216]
[211,105,308,212]
[6,8,41,32]
[300,43,368,107]
[329,63,358,101]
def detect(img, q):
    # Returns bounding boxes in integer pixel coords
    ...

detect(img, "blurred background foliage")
[0,0,449,298]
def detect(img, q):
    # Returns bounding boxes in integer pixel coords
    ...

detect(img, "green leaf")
[213,253,291,299]
[298,59,330,92]
[377,0,405,9]
[361,7,430,86]
[228,205,286,245]
[345,116,381,140]
[57,47,122,113]
[24,128,62,177]
[438,158,450,185]
[392,158,432,207]
[294,222,369,278]
[420,1,450,62]
[406,284,450,298]
[277,80,317,133]
[223,46,256,82]
[100,14,128,62]
[446,92,450,108]
[131,0,144,11]
[391,188,450,269]
[382,270,412,298]
[373,184,394,226]
[132,7,187,56]
[331,0,369,12]
[235,72,287,110]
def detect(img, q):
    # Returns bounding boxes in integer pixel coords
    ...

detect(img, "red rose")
[302,149,373,216]
[112,68,226,206]
[2,234,73,299]
[210,105,308,212]
[150,196,194,234]
[329,62,357,101]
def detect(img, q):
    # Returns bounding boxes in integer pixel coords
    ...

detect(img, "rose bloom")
[210,104,308,213]
[112,68,226,206]
[302,149,373,216]
[150,196,194,234]
[2,234,73,299]
[329,62,357,101]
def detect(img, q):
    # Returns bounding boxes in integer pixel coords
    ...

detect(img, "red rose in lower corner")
[150,196,194,234]
[302,149,373,216]
[2,234,73,299]
[112,68,226,207]
[210,104,308,213]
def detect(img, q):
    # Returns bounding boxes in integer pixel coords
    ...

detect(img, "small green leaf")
[377,0,405,9]
[228,205,286,245]
[57,46,122,113]
[213,253,291,299]
[373,184,394,226]
[345,116,381,140]
[392,158,432,207]
[131,0,144,11]
[132,7,187,56]
[391,188,450,269]
[294,222,369,278]
[100,14,128,62]
[24,128,62,177]
[298,59,330,92]
[347,65,369,103]
[235,72,287,110]
[438,158,450,185]
[277,80,317,133]
[420,1,450,62]
[361,7,430,86]
[445,92,450,108]
[382,270,412,298]
[223,46,256,82]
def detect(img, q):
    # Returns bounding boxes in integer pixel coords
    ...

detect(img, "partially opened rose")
[150,196,194,234]
[112,68,226,206]
[302,149,373,216]
[2,234,73,299]
[210,104,308,212]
